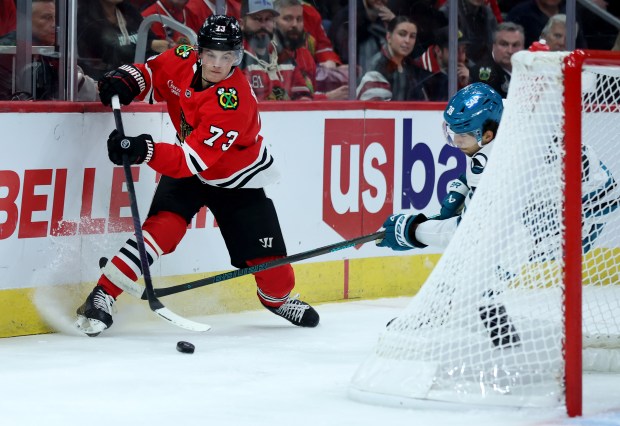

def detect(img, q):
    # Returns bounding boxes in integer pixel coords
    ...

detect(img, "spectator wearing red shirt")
[274,0,348,99]
[142,0,204,45]
[300,1,342,67]
[0,0,16,37]
[186,0,241,23]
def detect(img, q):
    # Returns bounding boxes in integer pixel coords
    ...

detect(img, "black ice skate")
[262,296,320,328]
[75,286,115,337]
[479,303,521,348]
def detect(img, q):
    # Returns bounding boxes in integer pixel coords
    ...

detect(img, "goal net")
[349,51,620,416]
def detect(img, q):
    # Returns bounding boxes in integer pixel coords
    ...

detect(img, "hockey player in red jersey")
[75,14,319,336]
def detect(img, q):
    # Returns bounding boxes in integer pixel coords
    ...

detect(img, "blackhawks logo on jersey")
[217,87,239,110]
[175,45,193,59]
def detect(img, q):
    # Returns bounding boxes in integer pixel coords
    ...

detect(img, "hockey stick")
[102,230,385,300]
[110,95,211,332]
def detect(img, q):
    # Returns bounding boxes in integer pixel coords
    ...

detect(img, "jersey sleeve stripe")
[215,148,272,188]
[180,141,208,174]
[189,155,205,173]
[143,64,156,104]
[225,153,274,189]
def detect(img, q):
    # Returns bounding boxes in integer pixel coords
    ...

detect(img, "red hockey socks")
[248,256,295,308]
[97,211,188,298]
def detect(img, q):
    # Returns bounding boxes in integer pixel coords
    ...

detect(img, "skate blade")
[74,315,107,337]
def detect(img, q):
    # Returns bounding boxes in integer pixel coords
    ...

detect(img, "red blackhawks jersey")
[133,45,279,189]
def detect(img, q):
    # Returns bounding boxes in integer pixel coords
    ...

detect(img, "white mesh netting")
[350,51,620,409]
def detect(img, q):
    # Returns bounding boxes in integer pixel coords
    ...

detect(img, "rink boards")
[3,101,618,337]
[0,101,457,337]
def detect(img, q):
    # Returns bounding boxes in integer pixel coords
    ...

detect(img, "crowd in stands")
[0,0,98,100]
[1,0,620,101]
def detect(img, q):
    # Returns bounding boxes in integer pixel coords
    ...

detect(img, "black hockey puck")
[176,341,195,354]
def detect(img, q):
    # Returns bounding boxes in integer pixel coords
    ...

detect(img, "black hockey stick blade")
[110,95,210,332]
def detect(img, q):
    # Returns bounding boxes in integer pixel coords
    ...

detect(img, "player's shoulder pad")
[174,45,195,59]
[470,152,489,175]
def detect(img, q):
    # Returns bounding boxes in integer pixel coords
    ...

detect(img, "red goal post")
[350,50,620,417]
[563,49,620,417]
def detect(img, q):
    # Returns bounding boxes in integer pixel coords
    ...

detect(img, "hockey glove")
[439,174,469,219]
[377,213,428,251]
[98,64,146,106]
[107,129,154,165]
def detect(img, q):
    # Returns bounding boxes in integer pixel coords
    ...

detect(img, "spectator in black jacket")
[439,0,498,63]
[506,0,585,49]
[77,0,166,81]
[469,21,524,98]
[414,26,471,101]
[539,13,571,51]
[329,0,396,76]
[1,0,97,100]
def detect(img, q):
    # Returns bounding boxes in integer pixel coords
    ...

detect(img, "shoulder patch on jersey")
[175,45,194,59]
[478,67,491,81]
[471,152,488,174]
[217,87,239,110]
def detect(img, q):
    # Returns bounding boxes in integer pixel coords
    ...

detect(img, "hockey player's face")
[200,49,236,83]
[452,132,480,156]
[443,122,481,156]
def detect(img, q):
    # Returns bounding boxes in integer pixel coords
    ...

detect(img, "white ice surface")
[1,295,619,426]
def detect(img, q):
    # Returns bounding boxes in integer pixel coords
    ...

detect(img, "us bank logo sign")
[323,119,395,241]
[322,117,467,242]
[400,118,466,211]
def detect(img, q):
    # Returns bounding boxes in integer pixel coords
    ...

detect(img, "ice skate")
[479,303,521,348]
[75,286,115,337]
[262,295,319,327]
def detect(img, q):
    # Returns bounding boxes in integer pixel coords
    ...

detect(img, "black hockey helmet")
[198,14,243,53]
